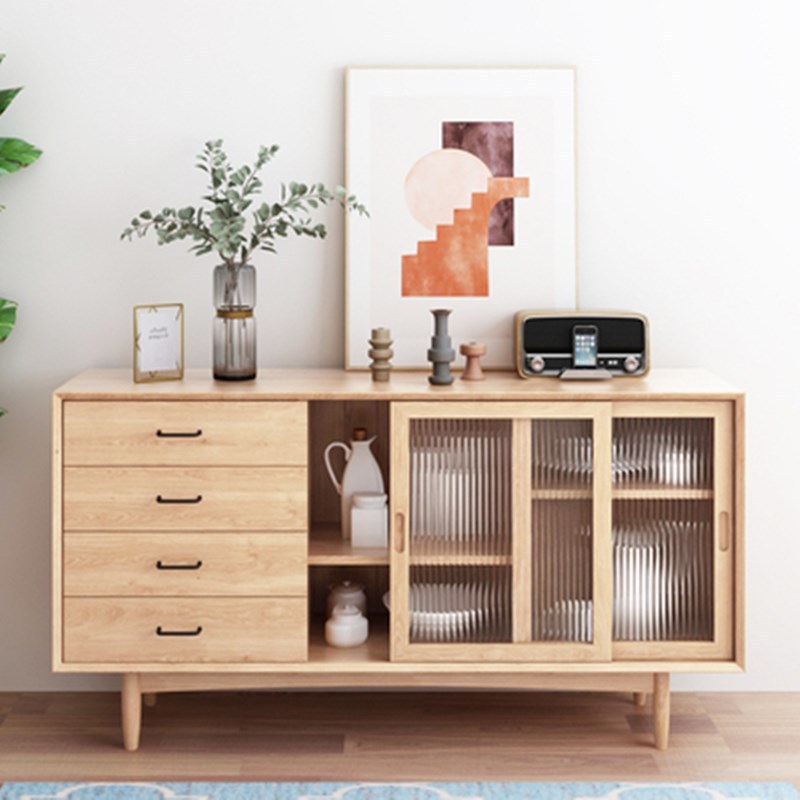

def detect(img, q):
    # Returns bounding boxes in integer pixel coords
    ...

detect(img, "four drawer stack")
[60,401,309,665]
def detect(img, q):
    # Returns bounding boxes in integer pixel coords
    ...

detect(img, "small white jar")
[351,492,388,549]
[327,581,367,617]
[325,603,369,648]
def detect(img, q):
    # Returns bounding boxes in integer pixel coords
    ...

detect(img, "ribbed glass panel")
[532,419,593,491]
[531,419,594,643]
[409,419,512,558]
[613,418,713,488]
[531,500,594,642]
[613,499,714,641]
[409,565,511,643]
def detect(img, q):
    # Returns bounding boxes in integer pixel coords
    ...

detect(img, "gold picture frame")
[133,303,185,383]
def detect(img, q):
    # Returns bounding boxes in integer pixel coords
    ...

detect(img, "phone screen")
[573,325,598,368]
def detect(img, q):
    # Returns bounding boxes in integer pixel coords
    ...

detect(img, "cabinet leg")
[143,693,157,708]
[653,673,670,750]
[121,673,142,752]
[634,692,647,707]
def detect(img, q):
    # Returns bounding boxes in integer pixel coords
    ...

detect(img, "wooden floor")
[0,691,798,785]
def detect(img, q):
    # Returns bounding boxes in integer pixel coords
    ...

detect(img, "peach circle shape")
[405,148,492,230]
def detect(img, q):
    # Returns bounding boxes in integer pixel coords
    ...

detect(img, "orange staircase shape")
[402,176,530,297]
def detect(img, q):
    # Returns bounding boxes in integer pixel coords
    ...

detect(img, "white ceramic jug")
[324,427,385,540]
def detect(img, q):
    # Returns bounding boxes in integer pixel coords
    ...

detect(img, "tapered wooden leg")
[634,692,647,707]
[121,673,142,752]
[653,672,670,750]
[143,693,157,708]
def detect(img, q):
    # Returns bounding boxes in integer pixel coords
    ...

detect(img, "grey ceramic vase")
[427,308,455,386]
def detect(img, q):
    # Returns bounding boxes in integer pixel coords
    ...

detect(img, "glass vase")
[213,262,256,381]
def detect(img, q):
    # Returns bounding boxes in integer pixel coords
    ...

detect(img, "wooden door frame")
[610,401,735,661]
[389,401,612,663]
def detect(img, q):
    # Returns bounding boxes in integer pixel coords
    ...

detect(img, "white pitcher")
[324,428,385,540]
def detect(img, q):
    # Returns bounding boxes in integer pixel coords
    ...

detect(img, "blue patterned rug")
[0,784,796,800]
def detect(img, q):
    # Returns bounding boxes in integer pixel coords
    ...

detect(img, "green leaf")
[0,297,18,342]
[0,137,42,175]
[0,87,22,116]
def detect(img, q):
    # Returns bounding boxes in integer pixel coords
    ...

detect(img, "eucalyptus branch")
[122,140,366,268]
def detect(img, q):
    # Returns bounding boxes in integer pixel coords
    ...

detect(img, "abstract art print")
[345,67,576,369]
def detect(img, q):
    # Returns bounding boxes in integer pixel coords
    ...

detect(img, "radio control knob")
[529,355,546,374]
[623,356,640,374]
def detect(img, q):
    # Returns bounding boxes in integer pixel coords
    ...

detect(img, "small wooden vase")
[460,341,486,381]
[368,327,393,382]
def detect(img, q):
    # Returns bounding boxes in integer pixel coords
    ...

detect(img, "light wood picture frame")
[345,66,578,370]
[133,303,184,383]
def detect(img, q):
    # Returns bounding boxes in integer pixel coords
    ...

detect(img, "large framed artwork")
[345,66,577,369]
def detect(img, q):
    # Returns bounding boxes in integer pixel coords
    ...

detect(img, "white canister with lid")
[326,580,367,617]
[351,491,388,549]
[324,603,369,648]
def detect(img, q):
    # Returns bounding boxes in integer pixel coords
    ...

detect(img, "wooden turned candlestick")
[368,327,393,382]
[460,341,486,381]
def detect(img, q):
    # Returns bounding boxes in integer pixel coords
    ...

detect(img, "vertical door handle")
[719,511,731,552]
[395,512,406,554]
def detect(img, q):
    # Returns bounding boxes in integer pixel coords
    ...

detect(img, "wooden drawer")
[63,467,307,531]
[63,401,307,466]
[64,533,307,597]
[63,598,307,663]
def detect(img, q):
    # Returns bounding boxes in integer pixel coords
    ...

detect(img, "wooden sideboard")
[52,368,745,752]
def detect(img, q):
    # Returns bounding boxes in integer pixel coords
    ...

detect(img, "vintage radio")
[515,311,649,379]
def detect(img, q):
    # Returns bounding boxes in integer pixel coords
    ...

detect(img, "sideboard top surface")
[54,368,743,401]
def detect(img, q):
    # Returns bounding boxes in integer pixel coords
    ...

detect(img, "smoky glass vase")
[213,262,257,381]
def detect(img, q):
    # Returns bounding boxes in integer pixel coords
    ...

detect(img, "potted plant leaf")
[1,53,43,416]
[122,139,367,381]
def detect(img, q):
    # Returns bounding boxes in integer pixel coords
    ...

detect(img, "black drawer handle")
[156,625,203,637]
[156,494,203,504]
[156,429,203,438]
[156,560,203,571]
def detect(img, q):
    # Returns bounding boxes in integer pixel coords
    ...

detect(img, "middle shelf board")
[309,527,512,567]
[531,487,714,500]
[309,525,389,566]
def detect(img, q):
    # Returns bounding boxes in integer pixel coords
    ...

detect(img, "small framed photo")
[133,303,184,383]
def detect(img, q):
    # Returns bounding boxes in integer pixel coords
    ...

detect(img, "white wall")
[1,0,798,691]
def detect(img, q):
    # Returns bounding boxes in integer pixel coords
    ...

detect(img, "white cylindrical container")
[326,581,367,617]
[351,492,388,549]
[324,604,369,648]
